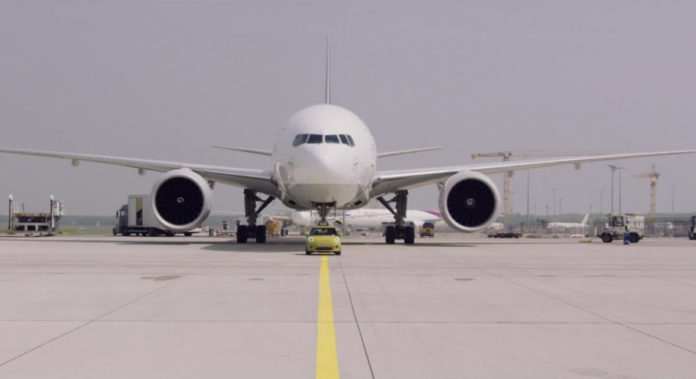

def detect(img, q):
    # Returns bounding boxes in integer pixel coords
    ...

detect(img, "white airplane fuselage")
[272,104,377,210]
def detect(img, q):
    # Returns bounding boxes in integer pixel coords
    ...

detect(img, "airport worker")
[623,222,631,245]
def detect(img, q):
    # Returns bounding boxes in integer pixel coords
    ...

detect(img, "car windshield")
[310,228,337,236]
[307,134,323,144]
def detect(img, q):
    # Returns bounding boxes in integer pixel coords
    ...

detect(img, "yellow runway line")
[316,255,340,379]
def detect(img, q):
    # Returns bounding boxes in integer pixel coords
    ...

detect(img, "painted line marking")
[316,255,340,379]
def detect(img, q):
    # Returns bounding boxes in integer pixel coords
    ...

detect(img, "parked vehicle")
[419,222,435,237]
[112,195,191,237]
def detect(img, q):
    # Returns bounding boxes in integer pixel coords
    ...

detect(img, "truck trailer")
[113,195,191,237]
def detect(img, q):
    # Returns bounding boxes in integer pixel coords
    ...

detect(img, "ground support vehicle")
[112,195,189,237]
[487,231,521,238]
[7,195,64,236]
[306,225,342,255]
[689,216,696,240]
[599,214,643,243]
[419,222,435,238]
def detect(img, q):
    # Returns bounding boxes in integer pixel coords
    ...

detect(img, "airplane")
[548,214,590,229]
[2,43,696,245]
[289,208,442,230]
[547,214,590,235]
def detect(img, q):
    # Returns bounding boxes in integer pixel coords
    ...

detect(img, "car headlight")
[334,236,340,243]
[307,237,314,243]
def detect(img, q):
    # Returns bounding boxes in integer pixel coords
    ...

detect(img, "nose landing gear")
[377,190,415,245]
[313,202,336,225]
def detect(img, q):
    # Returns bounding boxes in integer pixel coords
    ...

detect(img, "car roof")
[310,225,336,229]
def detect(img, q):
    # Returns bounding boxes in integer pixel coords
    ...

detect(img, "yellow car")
[306,226,342,255]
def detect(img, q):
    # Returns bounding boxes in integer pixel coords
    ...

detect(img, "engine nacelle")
[151,168,212,232]
[438,171,500,232]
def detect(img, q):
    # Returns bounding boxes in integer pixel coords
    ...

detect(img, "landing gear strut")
[377,190,415,245]
[313,203,335,225]
[237,189,275,244]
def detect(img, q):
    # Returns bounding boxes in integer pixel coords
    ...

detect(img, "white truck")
[113,195,192,237]
[599,214,643,243]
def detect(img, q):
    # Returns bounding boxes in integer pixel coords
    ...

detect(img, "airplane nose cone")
[297,146,353,183]
[286,146,361,206]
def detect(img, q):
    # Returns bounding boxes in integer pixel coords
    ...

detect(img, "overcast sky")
[1,1,696,216]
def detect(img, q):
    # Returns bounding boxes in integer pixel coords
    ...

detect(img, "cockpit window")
[307,134,323,144]
[292,134,308,147]
[293,133,354,146]
[325,135,340,144]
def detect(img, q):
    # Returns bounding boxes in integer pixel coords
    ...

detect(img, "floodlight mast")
[609,165,626,214]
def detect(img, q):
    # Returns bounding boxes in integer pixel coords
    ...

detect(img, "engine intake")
[151,168,212,232]
[438,171,499,232]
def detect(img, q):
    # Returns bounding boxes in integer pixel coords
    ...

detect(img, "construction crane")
[471,150,604,230]
[635,164,660,221]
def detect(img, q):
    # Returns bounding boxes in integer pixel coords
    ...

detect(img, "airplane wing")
[0,147,278,196]
[377,146,443,158]
[371,149,696,197]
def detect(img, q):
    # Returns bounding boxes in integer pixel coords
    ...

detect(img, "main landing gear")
[237,189,275,244]
[377,190,415,245]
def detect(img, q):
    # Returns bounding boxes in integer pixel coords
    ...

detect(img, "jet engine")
[438,171,500,232]
[151,168,212,232]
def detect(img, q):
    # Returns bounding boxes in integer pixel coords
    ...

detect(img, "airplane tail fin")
[581,214,589,225]
[324,36,331,104]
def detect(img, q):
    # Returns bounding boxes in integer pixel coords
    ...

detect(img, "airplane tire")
[255,225,267,243]
[404,226,415,245]
[385,226,395,244]
[237,225,248,243]
[601,234,613,243]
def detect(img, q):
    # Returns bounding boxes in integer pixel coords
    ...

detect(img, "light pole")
[671,186,676,215]
[8,195,13,230]
[609,166,615,214]
[619,168,623,214]
[526,170,530,229]
[609,165,625,214]
[559,197,562,215]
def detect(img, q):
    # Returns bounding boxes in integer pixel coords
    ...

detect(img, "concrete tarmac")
[1,235,695,378]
